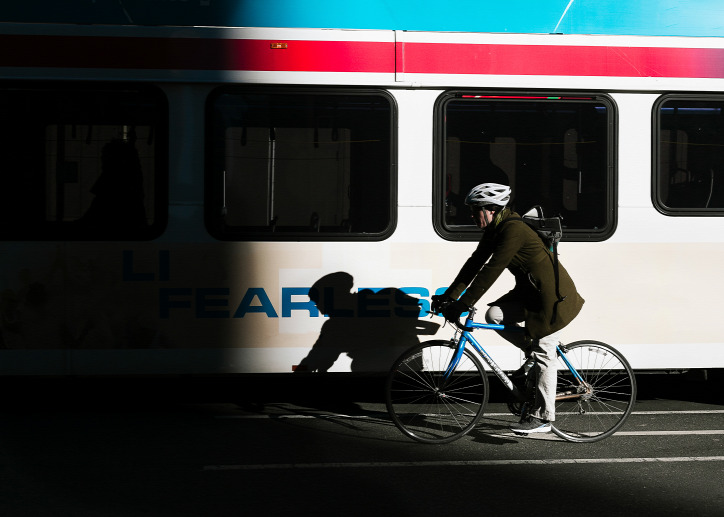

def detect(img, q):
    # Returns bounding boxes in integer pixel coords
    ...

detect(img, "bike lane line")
[202,456,724,471]
[215,409,724,419]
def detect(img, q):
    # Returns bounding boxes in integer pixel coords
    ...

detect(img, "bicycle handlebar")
[454,319,475,331]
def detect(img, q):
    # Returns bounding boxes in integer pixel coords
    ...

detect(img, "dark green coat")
[446,210,584,339]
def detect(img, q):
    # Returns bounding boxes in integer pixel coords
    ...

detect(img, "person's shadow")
[294,272,440,373]
[81,139,147,234]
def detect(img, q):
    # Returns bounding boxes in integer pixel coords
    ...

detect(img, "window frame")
[433,90,618,242]
[653,93,724,216]
[204,86,398,242]
[0,81,169,242]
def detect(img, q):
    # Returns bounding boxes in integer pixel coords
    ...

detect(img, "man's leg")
[485,303,528,350]
[528,331,560,422]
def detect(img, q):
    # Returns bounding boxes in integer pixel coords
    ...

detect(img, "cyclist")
[432,182,585,434]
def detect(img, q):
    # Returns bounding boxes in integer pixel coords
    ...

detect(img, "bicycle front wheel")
[552,340,637,443]
[385,340,489,444]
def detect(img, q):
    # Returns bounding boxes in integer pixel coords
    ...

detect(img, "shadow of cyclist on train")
[294,272,439,374]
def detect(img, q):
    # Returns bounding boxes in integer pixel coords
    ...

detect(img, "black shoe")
[510,365,527,390]
[510,365,534,405]
[511,416,551,434]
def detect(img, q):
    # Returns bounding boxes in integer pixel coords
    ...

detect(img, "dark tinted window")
[655,96,724,214]
[206,88,396,240]
[436,93,615,240]
[0,83,168,240]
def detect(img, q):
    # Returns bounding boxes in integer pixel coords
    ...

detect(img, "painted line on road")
[613,430,724,436]
[217,409,724,420]
[490,410,724,416]
[490,429,724,438]
[218,412,724,438]
[203,455,724,471]
[217,414,362,419]
[631,410,724,415]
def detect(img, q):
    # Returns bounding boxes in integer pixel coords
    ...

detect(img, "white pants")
[485,303,559,422]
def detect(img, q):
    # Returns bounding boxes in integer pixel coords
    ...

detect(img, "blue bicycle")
[385,308,637,444]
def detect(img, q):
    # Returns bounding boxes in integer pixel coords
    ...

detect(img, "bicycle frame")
[443,310,586,401]
[387,309,636,443]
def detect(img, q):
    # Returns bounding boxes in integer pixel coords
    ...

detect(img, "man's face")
[472,206,496,229]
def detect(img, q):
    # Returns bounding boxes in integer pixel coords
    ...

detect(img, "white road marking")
[630,410,724,415]
[489,429,724,439]
[208,409,724,472]
[614,430,724,436]
[217,409,724,419]
[218,409,724,438]
[203,456,724,471]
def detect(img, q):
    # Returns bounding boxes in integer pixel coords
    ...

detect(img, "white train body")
[1,23,723,374]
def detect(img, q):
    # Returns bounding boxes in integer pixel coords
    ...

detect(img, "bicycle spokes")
[385,341,489,444]
[552,341,637,443]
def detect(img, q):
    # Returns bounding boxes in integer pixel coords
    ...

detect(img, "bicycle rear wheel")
[552,340,637,443]
[385,340,489,444]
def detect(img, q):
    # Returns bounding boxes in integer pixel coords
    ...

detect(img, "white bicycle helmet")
[464,182,511,208]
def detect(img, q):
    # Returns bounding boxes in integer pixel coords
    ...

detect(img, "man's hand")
[430,294,452,315]
[442,299,470,323]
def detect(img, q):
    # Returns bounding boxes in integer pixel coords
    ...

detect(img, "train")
[1,2,724,376]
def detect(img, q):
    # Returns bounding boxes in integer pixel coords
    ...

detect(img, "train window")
[434,93,616,241]
[206,88,396,241]
[654,96,724,214]
[0,83,168,240]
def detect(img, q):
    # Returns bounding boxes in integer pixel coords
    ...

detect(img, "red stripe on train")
[2,34,724,79]
[0,35,395,73]
[398,42,724,78]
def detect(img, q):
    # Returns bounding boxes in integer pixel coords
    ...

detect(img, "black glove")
[430,294,452,315]
[442,299,470,323]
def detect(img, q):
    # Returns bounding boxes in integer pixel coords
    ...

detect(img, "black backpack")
[516,205,562,253]
[500,206,565,324]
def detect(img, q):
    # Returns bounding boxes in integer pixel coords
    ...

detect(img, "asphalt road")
[0,373,722,517]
